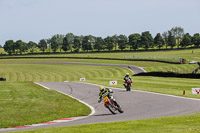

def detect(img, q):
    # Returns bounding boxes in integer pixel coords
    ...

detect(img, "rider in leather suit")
[123,73,132,88]
[98,86,119,107]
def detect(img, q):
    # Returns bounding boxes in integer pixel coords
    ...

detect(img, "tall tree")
[167,31,176,49]
[66,33,75,52]
[128,33,141,50]
[15,40,27,54]
[50,36,59,52]
[46,39,51,52]
[38,39,47,53]
[54,34,64,52]
[192,33,200,48]
[88,35,95,51]
[154,33,164,49]
[118,34,127,51]
[0,45,2,48]
[140,31,154,50]
[82,36,91,52]
[180,33,192,48]
[112,34,118,51]
[104,36,113,51]
[162,31,169,49]
[27,41,37,53]
[62,36,69,52]
[73,36,81,52]
[170,26,184,48]
[3,40,15,55]
[94,37,104,51]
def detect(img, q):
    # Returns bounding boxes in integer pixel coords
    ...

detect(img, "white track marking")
[138,67,147,72]
[34,82,50,90]
[34,82,95,116]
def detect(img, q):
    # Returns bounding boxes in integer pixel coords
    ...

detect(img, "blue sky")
[0,0,199,45]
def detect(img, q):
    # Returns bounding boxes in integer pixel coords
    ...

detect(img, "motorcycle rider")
[123,73,132,88]
[98,86,120,107]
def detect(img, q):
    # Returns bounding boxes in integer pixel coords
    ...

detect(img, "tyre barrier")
[0,78,6,81]
[134,72,200,79]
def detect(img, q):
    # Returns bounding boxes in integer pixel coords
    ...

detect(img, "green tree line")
[2,27,200,55]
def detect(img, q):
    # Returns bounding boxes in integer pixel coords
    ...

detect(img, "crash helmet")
[99,86,104,92]
[126,73,129,76]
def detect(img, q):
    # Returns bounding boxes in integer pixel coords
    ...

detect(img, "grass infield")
[0,82,91,128]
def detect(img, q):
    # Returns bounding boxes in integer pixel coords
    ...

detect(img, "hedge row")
[134,72,200,79]
[0,56,179,64]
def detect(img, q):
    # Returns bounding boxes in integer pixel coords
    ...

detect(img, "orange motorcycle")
[103,96,123,114]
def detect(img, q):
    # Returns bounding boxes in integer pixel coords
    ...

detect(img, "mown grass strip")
[0,82,91,128]
[0,63,130,82]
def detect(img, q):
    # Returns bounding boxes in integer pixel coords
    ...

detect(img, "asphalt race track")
[30,62,146,74]
[1,63,200,132]
[2,81,200,132]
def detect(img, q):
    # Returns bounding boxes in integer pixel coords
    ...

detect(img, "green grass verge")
[0,82,91,128]
[12,113,200,133]
[0,58,168,67]
[3,48,200,63]
[0,58,199,74]
[0,63,131,82]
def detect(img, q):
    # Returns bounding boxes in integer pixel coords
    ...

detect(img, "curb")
[0,117,83,132]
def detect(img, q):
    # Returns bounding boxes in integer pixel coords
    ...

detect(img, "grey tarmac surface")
[2,81,200,132]
[28,62,146,74]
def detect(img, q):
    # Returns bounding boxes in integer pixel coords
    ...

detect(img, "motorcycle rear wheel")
[118,107,124,113]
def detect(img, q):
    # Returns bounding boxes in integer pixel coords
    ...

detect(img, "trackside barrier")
[192,88,200,94]
[0,78,6,81]
[109,81,117,85]
[80,78,86,81]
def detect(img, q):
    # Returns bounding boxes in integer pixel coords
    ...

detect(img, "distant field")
[3,48,200,63]
[0,82,90,128]
[0,63,131,82]
[0,58,199,74]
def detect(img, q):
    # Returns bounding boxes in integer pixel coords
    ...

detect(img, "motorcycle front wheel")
[126,85,131,91]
